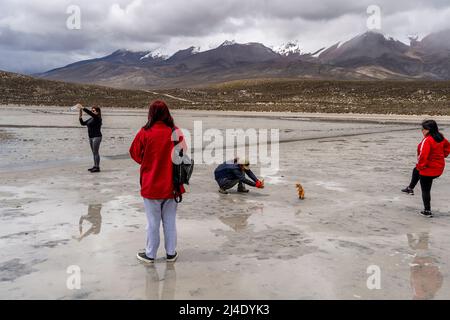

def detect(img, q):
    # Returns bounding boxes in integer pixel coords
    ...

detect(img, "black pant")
[408,168,439,211]
[218,179,245,191]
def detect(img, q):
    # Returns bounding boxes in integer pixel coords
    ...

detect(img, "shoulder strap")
[172,126,183,203]
[171,127,180,144]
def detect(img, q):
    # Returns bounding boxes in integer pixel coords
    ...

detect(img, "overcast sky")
[1,0,450,74]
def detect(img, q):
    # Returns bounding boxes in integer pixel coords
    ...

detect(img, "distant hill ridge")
[37,30,450,89]
[2,70,450,116]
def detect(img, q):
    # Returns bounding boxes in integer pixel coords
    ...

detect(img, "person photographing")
[77,104,103,173]
[214,157,265,194]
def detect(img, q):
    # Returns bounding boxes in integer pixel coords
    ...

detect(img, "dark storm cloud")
[1,0,450,73]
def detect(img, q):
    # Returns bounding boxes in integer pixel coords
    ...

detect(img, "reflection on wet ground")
[218,214,252,232]
[407,233,443,300]
[217,200,263,232]
[145,264,177,300]
[75,204,103,242]
[0,258,44,282]
[2,107,450,299]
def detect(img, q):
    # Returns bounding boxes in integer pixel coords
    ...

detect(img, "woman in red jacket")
[402,120,450,217]
[130,100,185,263]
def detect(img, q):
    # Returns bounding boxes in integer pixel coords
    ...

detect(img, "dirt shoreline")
[3,104,450,124]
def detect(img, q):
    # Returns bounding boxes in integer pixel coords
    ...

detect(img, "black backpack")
[172,128,194,203]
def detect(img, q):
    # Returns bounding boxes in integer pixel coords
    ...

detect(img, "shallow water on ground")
[1,106,450,299]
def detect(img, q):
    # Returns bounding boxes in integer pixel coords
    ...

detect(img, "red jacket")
[129,122,185,199]
[416,135,450,177]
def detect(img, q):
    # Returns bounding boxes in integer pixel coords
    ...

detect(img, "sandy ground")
[1,105,450,300]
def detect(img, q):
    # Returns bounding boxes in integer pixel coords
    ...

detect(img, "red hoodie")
[416,135,450,177]
[129,122,185,199]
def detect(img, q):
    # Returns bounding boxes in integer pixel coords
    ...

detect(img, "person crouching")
[214,157,264,194]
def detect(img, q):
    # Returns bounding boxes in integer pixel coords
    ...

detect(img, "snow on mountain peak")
[274,41,302,56]
[140,50,168,61]
[139,51,152,60]
[189,46,201,54]
[220,40,237,47]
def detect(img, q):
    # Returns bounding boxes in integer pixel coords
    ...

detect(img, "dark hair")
[143,100,174,130]
[92,106,102,119]
[422,120,444,143]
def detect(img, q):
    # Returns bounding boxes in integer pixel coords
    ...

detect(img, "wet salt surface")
[1,106,450,299]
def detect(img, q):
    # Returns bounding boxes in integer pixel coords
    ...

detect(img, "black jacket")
[80,108,102,138]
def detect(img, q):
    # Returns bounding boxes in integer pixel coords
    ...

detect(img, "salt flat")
[1,106,450,299]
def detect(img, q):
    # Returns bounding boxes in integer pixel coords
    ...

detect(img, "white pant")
[143,198,178,259]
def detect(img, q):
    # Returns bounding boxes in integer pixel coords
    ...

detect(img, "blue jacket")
[214,162,258,187]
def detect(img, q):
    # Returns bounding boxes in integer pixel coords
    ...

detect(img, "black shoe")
[88,167,95,172]
[401,187,414,195]
[137,252,154,264]
[419,210,433,218]
[237,186,249,193]
[219,188,229,194]
[166,252,178,262]
[90,167,101,173]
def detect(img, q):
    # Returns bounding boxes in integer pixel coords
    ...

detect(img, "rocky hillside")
[0,71,155,108]
[2,71,450,115]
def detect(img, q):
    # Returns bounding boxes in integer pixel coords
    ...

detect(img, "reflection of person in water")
[145,263,177,300]
[76,204,102,241]
[218,204,263,231]
[219,214,252,232]
[407,233,443,300]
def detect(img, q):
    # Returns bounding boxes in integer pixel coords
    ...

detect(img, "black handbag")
[172,128,194,203]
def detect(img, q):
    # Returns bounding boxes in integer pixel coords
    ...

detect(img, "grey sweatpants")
[89,137,102,168]
[143,198,178,259]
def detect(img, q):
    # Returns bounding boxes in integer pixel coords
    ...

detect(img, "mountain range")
[38,30,450,89]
